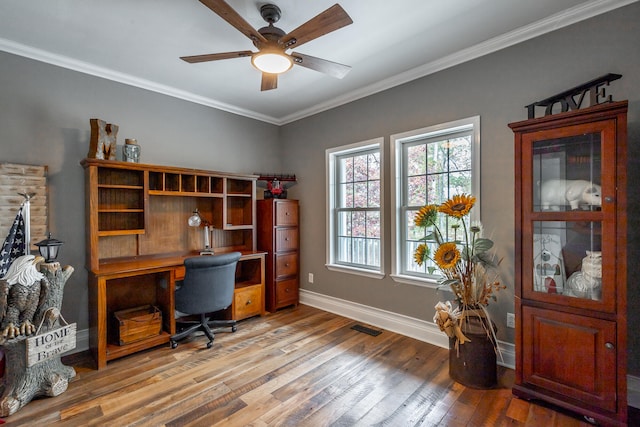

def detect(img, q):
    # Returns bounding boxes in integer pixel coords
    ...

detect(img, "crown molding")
[278,0,638,124]
[1,0,636,126]
[0,37,281,125]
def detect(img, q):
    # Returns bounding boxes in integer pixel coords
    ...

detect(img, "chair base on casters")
[170,313,237,349]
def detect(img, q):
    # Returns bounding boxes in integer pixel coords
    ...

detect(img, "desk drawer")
[275,278,298,307]
[275,201,298,226]
[174,266,185,281]
[234,285,263,320]
[275,228,298,252]
[275,253,298,278]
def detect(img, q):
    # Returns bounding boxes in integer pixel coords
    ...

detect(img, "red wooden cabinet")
[509,101,628,425]
[257,199,300,312]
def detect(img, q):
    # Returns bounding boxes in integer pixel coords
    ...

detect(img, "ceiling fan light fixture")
[251,52,292,74]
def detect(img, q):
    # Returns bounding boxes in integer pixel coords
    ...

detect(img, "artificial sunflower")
[439,194,476,219]
[413,193,503,359]
[434,242,460,270]
[414,243,429,266]
[414,204,438,228]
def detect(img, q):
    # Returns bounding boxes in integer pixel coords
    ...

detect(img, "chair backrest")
[174,252,242,315]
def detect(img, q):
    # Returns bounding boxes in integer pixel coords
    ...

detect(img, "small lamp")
[188,209,214,255]
[35,232,64,262]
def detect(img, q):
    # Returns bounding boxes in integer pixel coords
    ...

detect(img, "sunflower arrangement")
[413,194,504,344]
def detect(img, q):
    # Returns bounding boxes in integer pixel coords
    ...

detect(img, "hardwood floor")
[2,305,621,426]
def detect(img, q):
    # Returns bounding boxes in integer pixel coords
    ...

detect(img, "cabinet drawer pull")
[285,288,290,293]
[605,342,615,350]
[246,300,252,305]
[604,196,614,203]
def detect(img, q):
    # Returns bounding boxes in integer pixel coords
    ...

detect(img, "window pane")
[407,175,426,206]
[407,145,426,175]
[406,240,425,273]
[427,173,447,204]
[406,209,425,240]
[368,180,380,207]
[354,154,368,182]
[338,236,351,263]
[368,239,381,267]
[449,171,471,195]
[352,211,366,237]
[354,182,368,208]
[337,211,352,237]
[428,140,449,174]
[366,211,380,238]
[340,183,353,208]
[369,152,381,180]
[341,157,353,182]
[450,136,472,171]
[352,238,366,264]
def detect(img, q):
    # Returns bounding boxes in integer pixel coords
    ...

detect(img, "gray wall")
[280,2,640,375]
[0,52,282,332]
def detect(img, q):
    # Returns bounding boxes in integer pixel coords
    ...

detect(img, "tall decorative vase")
[448,311,497,389]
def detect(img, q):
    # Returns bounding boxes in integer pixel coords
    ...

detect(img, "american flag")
[0,206,26,278]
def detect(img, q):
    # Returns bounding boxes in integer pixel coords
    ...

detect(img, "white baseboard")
[629,375,640,409]
[300,289,640,408]
[300,289,516,369]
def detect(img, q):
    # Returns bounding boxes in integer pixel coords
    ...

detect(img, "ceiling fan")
[181,0,353,91]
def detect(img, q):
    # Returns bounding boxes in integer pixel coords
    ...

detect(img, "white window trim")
[326,137,385,279]
[389,116,480,288]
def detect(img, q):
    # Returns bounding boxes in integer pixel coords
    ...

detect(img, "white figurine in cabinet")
[540,179,602,210]
[533,234,566,294]
[566,251,602,300]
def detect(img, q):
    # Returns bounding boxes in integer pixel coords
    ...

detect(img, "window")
[390,116,480,286]
[326,138,384,278]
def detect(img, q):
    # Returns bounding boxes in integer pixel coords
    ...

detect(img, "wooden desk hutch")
[82,158,266,369]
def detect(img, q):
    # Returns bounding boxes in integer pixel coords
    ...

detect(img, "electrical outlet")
[308,273,314,284]
[506,313,515,328]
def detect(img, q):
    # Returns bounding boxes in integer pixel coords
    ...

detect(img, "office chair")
[170,252,241,349]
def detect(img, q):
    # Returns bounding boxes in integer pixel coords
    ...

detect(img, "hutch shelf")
[509,101,628,426]
[82,158,265,369]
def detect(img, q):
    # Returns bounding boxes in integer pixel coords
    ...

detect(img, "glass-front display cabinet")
[510,101,628,426]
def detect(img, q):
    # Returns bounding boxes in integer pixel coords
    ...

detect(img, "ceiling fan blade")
[181,51,253,63]
[289,53,351,79]
[199,0,267,43]
[261,73,278,91]
[280,4,353,49]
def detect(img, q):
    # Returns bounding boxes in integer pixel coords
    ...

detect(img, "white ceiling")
[0,0,635,125]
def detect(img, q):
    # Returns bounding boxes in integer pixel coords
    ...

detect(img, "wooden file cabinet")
[258,199,299,312]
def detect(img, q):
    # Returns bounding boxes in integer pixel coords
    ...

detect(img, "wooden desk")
[88,251,265,369]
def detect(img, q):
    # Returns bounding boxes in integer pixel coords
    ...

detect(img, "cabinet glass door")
[522,122,616,311]
[531,221,602,300]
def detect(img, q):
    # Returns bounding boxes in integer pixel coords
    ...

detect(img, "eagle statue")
[0,254,48,342]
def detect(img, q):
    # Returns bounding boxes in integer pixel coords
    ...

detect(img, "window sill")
[325,264,385,280]
[390,274,439,288]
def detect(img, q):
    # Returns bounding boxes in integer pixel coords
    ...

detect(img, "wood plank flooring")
[2,305,614,426]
